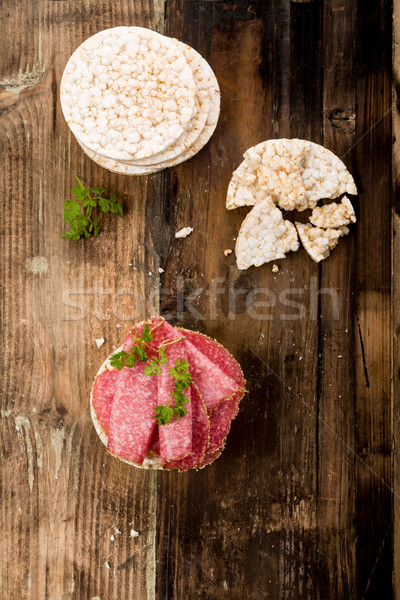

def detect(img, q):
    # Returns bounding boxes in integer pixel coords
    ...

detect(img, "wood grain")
[0,1,396,599]
[393,2,400,599]
[0,2,164,600]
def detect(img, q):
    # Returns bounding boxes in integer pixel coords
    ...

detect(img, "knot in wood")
[328,108,356,133]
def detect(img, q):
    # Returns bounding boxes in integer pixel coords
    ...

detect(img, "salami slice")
[178,329,245,387]
[91,368,120,436]
[107,361,157,464]
[177,329,245,455]
[198,449,221,468]
[165,385,209,471]
[124,315,165,352]
[207,390,242,454]
[183,340,239,411]
[158,338,192,462]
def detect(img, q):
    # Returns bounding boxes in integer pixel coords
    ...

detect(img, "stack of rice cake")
[60,27,220,175]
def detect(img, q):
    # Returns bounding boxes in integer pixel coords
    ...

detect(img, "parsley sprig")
[110,324,153,370]
[62,177,123,240]
[144,346,168,376]
[110,323,193,426]
[153,359,192,425]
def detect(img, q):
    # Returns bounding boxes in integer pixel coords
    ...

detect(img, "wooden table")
[1,1,398,598]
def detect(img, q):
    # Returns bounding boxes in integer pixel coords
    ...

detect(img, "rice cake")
[60,26,196,161]
[310,196,356,228]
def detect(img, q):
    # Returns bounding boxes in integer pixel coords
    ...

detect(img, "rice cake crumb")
[175,226,193,238]
[310,196,356,228]
[224,249,232,256]
[130,529,139,538]
[95,337,105,348]
[272,264,279,272]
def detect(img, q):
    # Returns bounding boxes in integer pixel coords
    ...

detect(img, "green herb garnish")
[152,358,192,425]
[110,323,193,426]
[109,324,153,370]
[144,346,168,376]
[62,176,123,240]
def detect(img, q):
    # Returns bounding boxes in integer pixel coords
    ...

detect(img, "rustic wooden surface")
[0,1,395,599]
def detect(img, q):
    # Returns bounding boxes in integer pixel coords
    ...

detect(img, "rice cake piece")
[295,222,349,263]
[226,139,357,211]
[310,196,356,228]
[60,26,196,161]
[235,196,300,270]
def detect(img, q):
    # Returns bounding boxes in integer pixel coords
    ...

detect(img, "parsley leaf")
[62,176,124,240]
[152,357,193,425]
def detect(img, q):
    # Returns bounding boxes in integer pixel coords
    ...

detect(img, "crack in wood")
[357,320,370,388]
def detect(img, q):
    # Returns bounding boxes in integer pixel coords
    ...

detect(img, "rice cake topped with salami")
[90,316,245,471]
[60,27,196,161]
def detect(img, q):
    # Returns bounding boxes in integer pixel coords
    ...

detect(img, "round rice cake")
[126,41,211,166]
[76,56,220,175]
[77,138,166,175]
[226,138,358,212]
[60,26,196,161]
[235,196,300,270]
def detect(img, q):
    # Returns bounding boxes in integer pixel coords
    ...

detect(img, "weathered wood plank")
[0,1,164,599]
[354,1,393,598]
[318,1,357,597]
[393,3,400,599]
[157,1,322,598]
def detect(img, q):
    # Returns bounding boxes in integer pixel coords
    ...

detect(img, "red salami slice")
[124,315,165,352]
[107,361,157,464]
[183,340,239,411]
[207,390,242,454]
[158,339,192,462]
[91,368,119,436]
[177,329,245,455]
[198,449,221,469]
[178,329,245,387]
[165,385,209,471]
